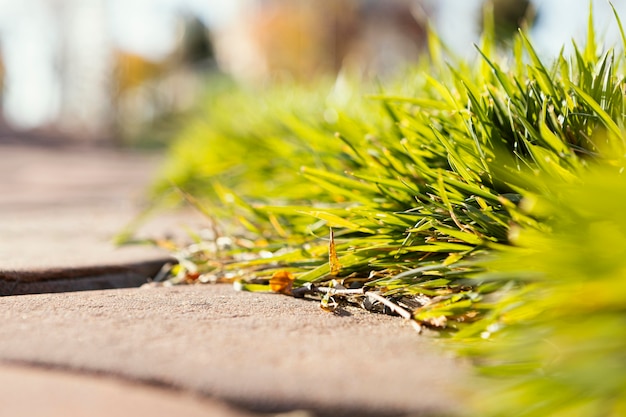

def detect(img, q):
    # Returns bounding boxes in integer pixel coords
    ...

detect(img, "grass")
[148,4,626,416]
[461,169,626,417]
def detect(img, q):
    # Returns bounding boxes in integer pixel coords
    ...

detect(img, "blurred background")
[0,0,624,146]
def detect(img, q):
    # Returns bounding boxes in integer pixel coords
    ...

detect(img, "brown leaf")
[185,271,200,282]
[329,228,342,276]
[269,270,294,295]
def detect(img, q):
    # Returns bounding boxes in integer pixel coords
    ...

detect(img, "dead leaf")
[269,270,294,295]
[185,271,200,282]
[329,228,342,276]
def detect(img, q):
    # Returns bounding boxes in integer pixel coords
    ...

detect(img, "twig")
[366,292,411,319]
[291,283,364,298]
[367,292,422,334]
[153,262,174,282]
[291,285,423,333]
[316,287,365,296]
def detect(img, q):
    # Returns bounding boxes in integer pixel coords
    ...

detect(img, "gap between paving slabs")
[0,259,171,296]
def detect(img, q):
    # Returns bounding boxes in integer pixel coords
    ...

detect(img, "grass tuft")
[151,7,626,416]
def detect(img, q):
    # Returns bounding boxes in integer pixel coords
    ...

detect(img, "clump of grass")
[458,168,626,417]
[153,4,626,416]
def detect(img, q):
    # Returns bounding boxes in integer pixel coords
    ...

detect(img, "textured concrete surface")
[0,285,470,416]
[0,363,255,417]
[0,144,206,293]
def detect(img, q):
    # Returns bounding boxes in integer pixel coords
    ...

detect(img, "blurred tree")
[481,0,536,43]
[112,14,218,146]
[114,52,164,95]
[214,0,428,83]
[179,15,215,67]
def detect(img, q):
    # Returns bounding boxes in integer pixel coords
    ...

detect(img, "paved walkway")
[0,143,205,294]
[0,143,470,416]
[0,362,254,417]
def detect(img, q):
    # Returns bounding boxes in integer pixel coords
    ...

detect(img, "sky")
[0,0,625,131]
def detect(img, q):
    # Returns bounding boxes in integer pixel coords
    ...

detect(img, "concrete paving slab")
[0,284,470,416]
[0,144,206,293]
[0,363,256,417]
